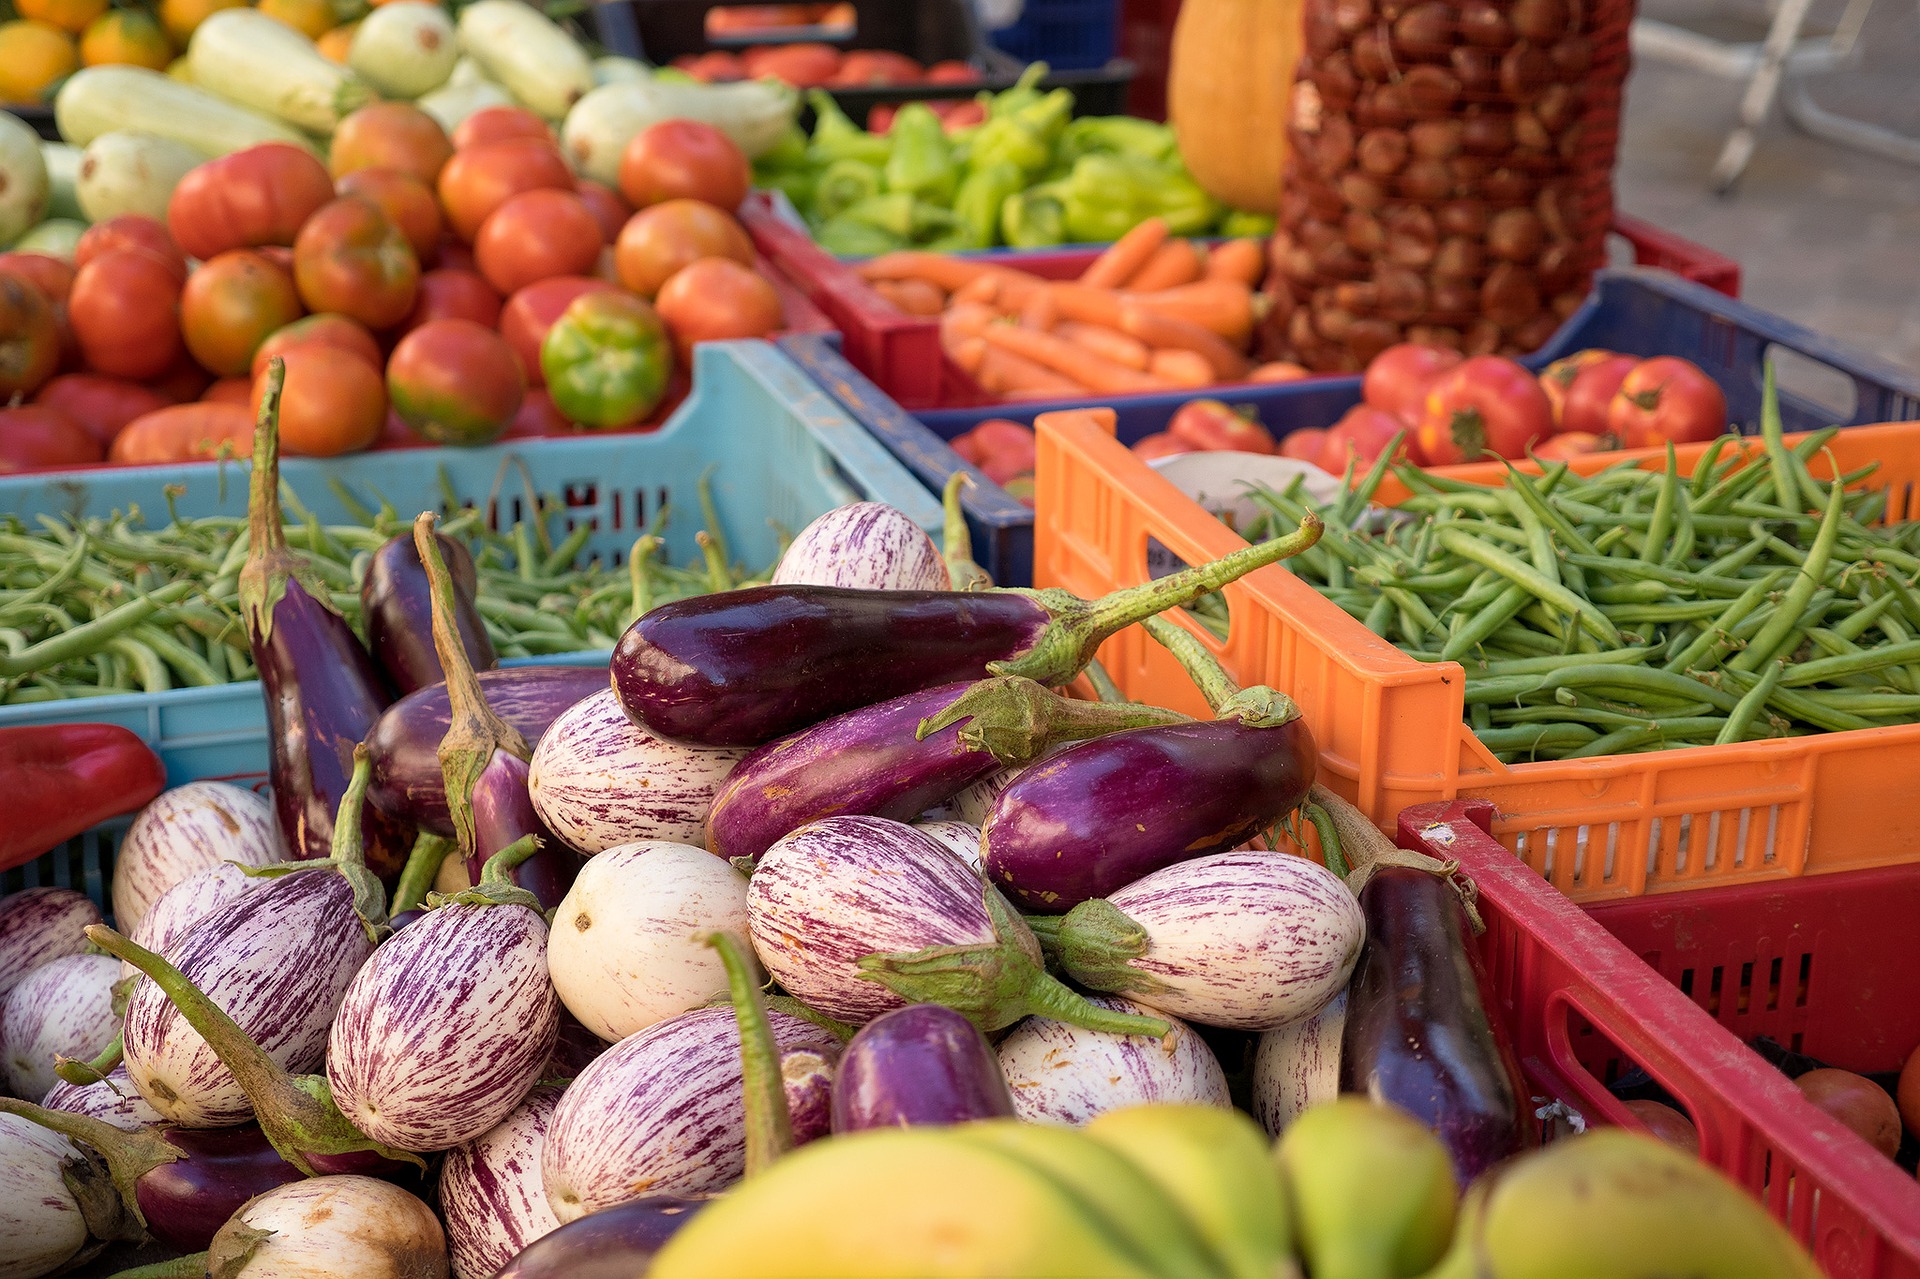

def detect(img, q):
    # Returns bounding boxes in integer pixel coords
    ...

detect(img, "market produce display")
[670,41,983,93]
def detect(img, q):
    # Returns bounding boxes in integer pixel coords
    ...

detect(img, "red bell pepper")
[2,724,166,871]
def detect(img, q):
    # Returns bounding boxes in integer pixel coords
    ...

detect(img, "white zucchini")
[10,220,85,260]
[38,143,83,222]
[592,55,649,86]
[561,78,798,185]
[75,131,201,223]
[456,0,594,121]
[446,55,494,87]
[188,9,373,136]
[418,80,515,134]
[349,1,458,100]
[55,66,315,156]
[0,113,50,247]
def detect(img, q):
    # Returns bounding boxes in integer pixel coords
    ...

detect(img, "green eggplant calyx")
[432,833,542,912]
[915,675,1190,764]
[1045,898,1165,999]
[0,1095,179,1231]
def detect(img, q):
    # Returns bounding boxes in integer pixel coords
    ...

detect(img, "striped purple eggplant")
[913,819,982,870]
[829,1004,1014,1132]
[528,689,746,853]
[745,816,1167,1038]
[125,861,264,980]
[545,840,753,1042]
[466,750,576,908]
[367,666,607,834]
[771,502,949,591]
[120,867,375,1127]
[541,1006,842,1220]
[362,528,496,696]
[0,1112,99,1278]
[0,887,99,1000]
[996,995,1230,1126]
[44,1065,164,1132]
[782,1048,835,1144]
[611,516,1322,748]
[440,1086,561,1279]
[495,1196,710,1279]
[1253,990,1346,1137]
[1033,850,1364,1031]
[110,782,288,936]
[207,1175,449,1277]
[1,953,120,1101]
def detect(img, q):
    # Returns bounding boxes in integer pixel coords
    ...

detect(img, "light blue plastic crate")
[0,340,943,790]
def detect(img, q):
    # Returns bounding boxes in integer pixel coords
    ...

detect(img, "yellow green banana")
[1276,1098,1458,1279]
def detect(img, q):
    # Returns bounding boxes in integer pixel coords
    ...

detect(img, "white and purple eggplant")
[996,995,1230,1126]
[1029,850,1364,1032]
[124,860,264,981]
[545,840,753,1042]
[913,819,983,870]
[439,1085,561,1279]
[110,781,287,935]
[0,1112,107,1278]
[704,677,1188,865]
[829,1004,1015,1132]
[326,836,559,1154]
[527,688,747,853]
[1,953,121,1101]
[43,1065,164,1132]
[206,1175,449,1278]
[770,501,949,591]
[0,888,100,1000]
[611,515,1321,748]
[541,1004,842,1220]
[745,815,1168,1038]
[1252,990,1346,1137]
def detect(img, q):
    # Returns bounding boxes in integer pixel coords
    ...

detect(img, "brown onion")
[1303,178,1349,221]
[1298,217,1340,254]
[1460,0,1512,47]
[1344,208,1386,254]
[1318,115,1356,173]
[1353,27,1398,80]
[1511,0,1570,43]
[1313,300,1355,343]
[1461,112,1513,156]
[1451,46,1500,94]
[1334,281,1380,312]
[1513,109,1552,152]
[1549,35,1593,78]
[1375,266,1428,321]
[1314,51,1361,111]
[1432,236,1485,279]
[1485,166,1538,202]
[1551,290,1585,320]
[1403,65,1461,112]
[1559,120,1587,162]
[1316,239,1371,280]
[1430,280,1478,317]
[1509,309,1563,351]
[1451,153,1494,184]
[1339,171,1389,212]
[1465,318,1504,355]
[1361,81,1415,128]
[1278,186,1309,228]
[1487,208,1545,262]
[1409,119,1464,159]
[1288,307,1319,352]
[1283,243,1320,283]
[1797,1070,1903,1159]
[1334,0,1375,36]
[1291,79,1325,132]
[1534,183,1573,239]
[1535,83,1577,133]
[1346,318,1402,363]
[1481,262,1541,326]
[1382,205,1438,267]
[1398,157,1452,200]
[1500,43,1552,100]
[1438,199,1489,236]
[1358,128,1411,176]
[1410,323,1464,349]
[1391,3,1453,59]
[1305,5,1342,55]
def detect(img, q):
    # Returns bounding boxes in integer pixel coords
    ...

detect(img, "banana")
[1276,1098,1458,1279]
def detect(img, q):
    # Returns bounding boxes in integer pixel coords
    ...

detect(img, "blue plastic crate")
[988,0,1117,69]
[0,341,942,787]
[782,268,1920,587]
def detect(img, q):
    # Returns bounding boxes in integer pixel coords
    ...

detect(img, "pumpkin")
[1167,0,1301,214]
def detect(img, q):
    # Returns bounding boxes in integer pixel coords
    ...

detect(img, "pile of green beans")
[0,478,768,704]
[1235,413,1920,764]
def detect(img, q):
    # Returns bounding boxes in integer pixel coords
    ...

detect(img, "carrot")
[1019,288,1058,331]
[1249,360,1313,383]
[1118,302,1252,380]
[1148,348,1213,387]
[941,301,996,345]
[1205,238,1267,285]
[1126,239,1204,292]
[980,324,1175,394]
[1056,320,1150,370]
[1078,217,1169,289]
[947,335,989,375]
[1041,281,1127,329]
[974,344,1083,398]
[1121,280,1256,344]
[859,252,1005,292]
[874,277,946,316]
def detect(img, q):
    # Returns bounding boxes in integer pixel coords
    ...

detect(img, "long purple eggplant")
[362,528,495,695]
[494,1196,710,1279]
[366,666,606,834]
[0,1097,303,1251]
[829,1004,1014,1132]
[240,360,412,877]
[612,514,1321,747]
[703,678,1188,864]
[1341,864,1531,1183]
[441,1086,560,1279]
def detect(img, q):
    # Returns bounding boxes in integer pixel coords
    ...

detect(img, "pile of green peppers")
[753,64,1276,255]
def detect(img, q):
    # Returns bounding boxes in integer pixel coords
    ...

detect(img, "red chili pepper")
[2,723,166,870]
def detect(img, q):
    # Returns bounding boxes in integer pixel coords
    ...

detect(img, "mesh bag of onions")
[1264,0,1633,371]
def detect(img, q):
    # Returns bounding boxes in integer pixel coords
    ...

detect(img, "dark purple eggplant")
[361,528,496,696]
[1340,864,1531,1183]
[829,1004,1014,1132]
[366,666,607,834]
[239,361,412,877]
[611,514,1322,747]
[704,677,1189,864]
[0,1100,304,1252]
[494,1196,710,1278]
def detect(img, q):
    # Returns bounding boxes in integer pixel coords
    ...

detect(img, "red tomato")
[499,276,618,388]
[166,143,337,262]
[1557,354,1638,438]
[437,139,574,242]
[74,215,187,282]
[402,269,502,332]
[143,353,213,404]
[614,200,754,299]
[1537,349,1617,427]
[110,403,254,464]
[1362,343,1462,425]
[949,418,1036,485]
[742,42,840,85]
[1132,432,1189,461]
[926,59,980,83]
[1279,426,1329,462]
[293,197,420,331]
[866,104,900,134]
[1796,1069,1902,1159]
[0,405,102,472]
[254,345,386,457]
[1417,356,1552,463]
[574,180,632,244]
[0,270,62,397]
[180,250,305,377]
[0,252,75,304]
[34,374,170,447]
[503,387,574,439]
[253,313,383,381]
[452,105,555,151]
[617,120,750,212]
[675,50,745,82]
[935,100,986,131]
[329,101,454,184]
[831,49,921,84]
[387,318,526,446]
[1608,357,1726,448]
[68,250,183,381]
[474,190,604,296]
[653,257,783,361]
[201,377,253,405]
[1317,404,1413,472]
[1166,399,1276,454]
[1620,1100,1699,1155]
[335,168,444,264]
[1534,430,1605,460]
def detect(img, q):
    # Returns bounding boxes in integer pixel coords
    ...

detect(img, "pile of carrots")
[856,218,1312,401]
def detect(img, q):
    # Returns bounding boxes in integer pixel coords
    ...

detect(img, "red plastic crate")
[1400,800,1920,1279]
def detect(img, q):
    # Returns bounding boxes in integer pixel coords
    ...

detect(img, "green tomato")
[540,291,674,430]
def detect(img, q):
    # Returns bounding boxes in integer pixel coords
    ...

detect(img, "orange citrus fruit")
[157,0,244,45]
[16,0,106,36]
[79,9,173,69]
[257,0,335,38]
[315,18,357,62]
[0,20,79,104]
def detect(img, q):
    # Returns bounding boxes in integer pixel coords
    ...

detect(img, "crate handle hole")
[1762,346,1857,424]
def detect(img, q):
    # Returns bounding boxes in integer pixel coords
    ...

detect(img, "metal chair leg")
[1709,0,1823,190]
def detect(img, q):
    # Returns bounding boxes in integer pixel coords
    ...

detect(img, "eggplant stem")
[1301,800,1349,880]
[390,831,455,915]
[328,745,389,940]
[942,472,993,591]
[54,1027,124,1087]
[238,358,335,643]
[1141,613,1240,709]
[0,1095,180,1229]
[705,931,793,1175]
[1083,657,1123,703]
[914,675,1190,762]
[104,1254,212,1279]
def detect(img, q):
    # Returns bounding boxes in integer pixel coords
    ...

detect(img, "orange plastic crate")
[1032,412,1920,902]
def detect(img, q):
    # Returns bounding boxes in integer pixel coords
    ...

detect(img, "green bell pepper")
[1058,153,1222,243]
[986,62,1051,118]
[806,89,891,167]
[953,160,1024,248]
[834,192,959,241]
[883,103,958,207]
[1220,208,1278,238]
[810,158,884,223]
[816,216,909,257]
[1000,183,1068,249]
[540,292,673,430]
[756,167,817,214]
[756,121,811,173]
[1057,115,1179,165]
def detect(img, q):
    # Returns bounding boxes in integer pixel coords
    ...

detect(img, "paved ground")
[1616,0,1920,371]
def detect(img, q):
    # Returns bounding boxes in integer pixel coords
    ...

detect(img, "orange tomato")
[110,401,253,464]
[451,105,554,151]
[142,351,212,404]
[75,215,186,282]
[0,405,103,471]
[474,189,603,296]
[401,269,502,333]
[315,19,356,62]
[292,196,420,331]
[330,102,454,185]
[156,0,242,44]
[613,199,753,299]
[336,168,443,264]
[17,0,104,36]
[256,0,333,39]
[0,21,78,103]
[0,252,76,304]
[78,8,170,67]
[0,271,62,397]
[34,373,170,447]
[436,138,573,242]
[617,120,750,211]
[68,250,183,381]
[740,41,840,86]
[574,180,632,244]
[252,313,382,381]
[167,143,336,262]
[387,318,525,446]
[498,276,616,388]
[180,249,304,377]
[200,377,253,405]
[254,345,386,457]
[654,257,782,361]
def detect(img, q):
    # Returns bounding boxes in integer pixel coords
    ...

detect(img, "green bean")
[1532,664,1742,713]
[131,625,221,688]
[1775,639,1920,687]
[1459,646,1657,677]
[1441,584,1532,663]
[1362,593,1394,638]
[104,637,170,693]
[1716,659,1786,743]
[1733,480,1844,673]
[1473,723,1601,755]
[1563,718,1730,758]
[1642,445,1679,562]
[1436,527,1621,645]
[0,581,194,677]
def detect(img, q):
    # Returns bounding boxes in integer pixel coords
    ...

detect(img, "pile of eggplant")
[0,374,1585,1279]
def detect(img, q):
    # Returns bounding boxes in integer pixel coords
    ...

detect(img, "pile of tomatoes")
[670,42,981,90]
[0,101,792,472]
